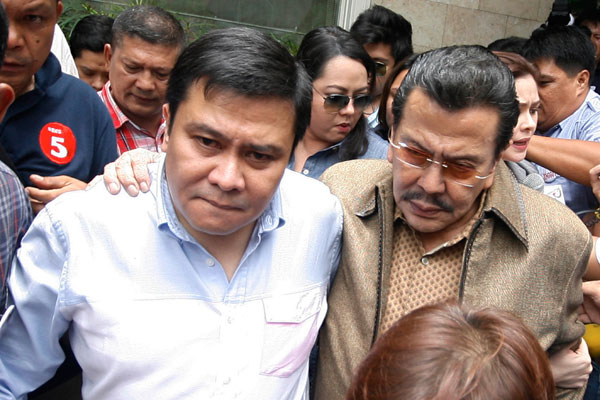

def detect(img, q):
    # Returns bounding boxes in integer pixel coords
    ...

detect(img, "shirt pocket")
[260,286,324,378]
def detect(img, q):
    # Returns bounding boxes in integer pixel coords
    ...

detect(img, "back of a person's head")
[487,36,527,54]
[112,5,185,51]
[350,5,413,63]
[522,25,595,77]
[69,15,114,58]
[346,302,554,400]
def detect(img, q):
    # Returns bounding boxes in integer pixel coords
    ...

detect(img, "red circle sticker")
[39,122,77,165]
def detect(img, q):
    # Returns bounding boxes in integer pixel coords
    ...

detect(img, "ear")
[482,159,499,190]
[56,1,63,18]
[161,103,170,152]
[104,43,112,66]
[0,83,15,121]
[387,127,394,164]
[576,69,590,96]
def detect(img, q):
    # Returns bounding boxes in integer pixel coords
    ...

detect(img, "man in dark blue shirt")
[0,0,117,213]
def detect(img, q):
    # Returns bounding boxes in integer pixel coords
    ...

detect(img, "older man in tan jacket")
[315,46,591,400]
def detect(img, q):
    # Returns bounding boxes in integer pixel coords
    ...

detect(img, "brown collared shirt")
[379,194,486,334]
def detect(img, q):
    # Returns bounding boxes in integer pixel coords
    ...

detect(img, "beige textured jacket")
[316,159,591,400]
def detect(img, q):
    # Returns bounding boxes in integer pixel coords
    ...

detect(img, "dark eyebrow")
[184,122,287,157]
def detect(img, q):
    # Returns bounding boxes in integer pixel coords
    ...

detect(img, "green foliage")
[59,0,301,53]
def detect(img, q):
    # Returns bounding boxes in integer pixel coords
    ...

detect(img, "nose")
[91,76,104,91]
[135,70,156,92]
[416,162,446,195]
[339,99,355,116]
[207,155,245,192]
[521,110,537,134]
[6,24,23,50]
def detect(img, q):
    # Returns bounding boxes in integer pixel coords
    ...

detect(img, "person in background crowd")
[0,2,31,317]
[0,0,117,214]
[350,5,412,135]
[69,15,114,91]
[290,26,388,179]
[346,302,555,400]
[576,8,600,94]
[375,54,417,139]
[99,6,184,155]
[522,25,600,216]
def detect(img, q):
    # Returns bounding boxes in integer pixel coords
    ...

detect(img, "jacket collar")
[482,161,529,248]
[354,161,529,248]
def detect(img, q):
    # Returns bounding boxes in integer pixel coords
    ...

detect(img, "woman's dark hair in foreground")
[166,27,312,151]
[346,302,555,400]
[296,26,375,161]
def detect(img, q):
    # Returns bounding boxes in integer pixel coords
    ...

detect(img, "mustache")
[3,53,32,65]
[401,191,454,213]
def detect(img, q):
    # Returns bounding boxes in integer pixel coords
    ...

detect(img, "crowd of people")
[2,0,600,399]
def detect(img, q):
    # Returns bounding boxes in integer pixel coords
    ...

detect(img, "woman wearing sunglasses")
[290,26,389,179]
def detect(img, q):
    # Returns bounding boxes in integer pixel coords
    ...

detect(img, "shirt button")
[266,215,273,225]
[206,258,215,267]
[302,169,309,175]
[223,377,231,385]
[421,257,429,266]
[227,316,234,324]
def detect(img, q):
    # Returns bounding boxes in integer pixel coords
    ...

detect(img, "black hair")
[350,5,413,64]
[522,25,595,82]
[575,7,600,27]
[112,6,185,50]
[69,15,114,58]
[0,3,6,66]
[375,53,419,138]
[296,26,375,161]
[487,36,527,55]
[393,46,518,159]
[166,27,312,151]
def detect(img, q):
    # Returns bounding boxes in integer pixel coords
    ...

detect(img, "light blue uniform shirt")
[535,89,600,215]
[0,155,343,400]
[288,130,388,179]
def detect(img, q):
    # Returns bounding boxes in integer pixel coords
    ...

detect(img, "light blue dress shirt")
[0,155,343,400]
[535,89,600,215]
[288,130,389,179]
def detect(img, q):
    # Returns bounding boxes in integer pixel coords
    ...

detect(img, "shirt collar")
[101,81,165,133]
[155,154,285,243]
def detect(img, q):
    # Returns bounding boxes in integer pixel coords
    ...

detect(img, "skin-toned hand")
[580,281,600,324]
[550,339,592,388]
[25,174,87,214]
[102,149,161,197]
[590,164,600,201]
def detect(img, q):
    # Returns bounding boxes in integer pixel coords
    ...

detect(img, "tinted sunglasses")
[375,61,387,77]
[388,135,493,188]
[313,87,372,114]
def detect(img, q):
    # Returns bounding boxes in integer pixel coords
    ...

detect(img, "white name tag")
[544,184,566,205]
